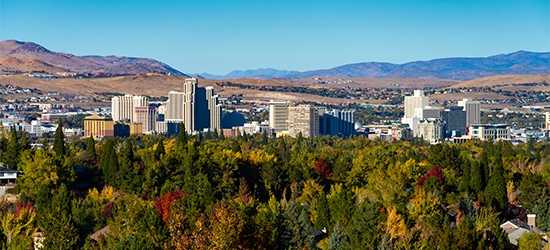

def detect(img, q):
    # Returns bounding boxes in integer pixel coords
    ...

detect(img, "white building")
[458,99,480,127]
[417,119,445,143]
[166,91,185,122]
[469,124,510,141]
[287,104,320,138]
[111,94,148,122]
[404,90,429,119]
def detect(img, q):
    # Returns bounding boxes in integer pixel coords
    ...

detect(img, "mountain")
[283,51,550,80]
[199,68,298,79]
[0,40,187,76]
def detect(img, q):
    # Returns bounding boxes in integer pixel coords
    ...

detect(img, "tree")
[99,140,118,186]
[485,154,508,213]
[1,202,37,249]
[38,184,78,249]
[459,158,471,193]
[85,135,96,157]
[327,222,349,250]
[470,160,485,195]
[53,118,66,156]
[3,126,20,169]
[314,192,330,231]
[345,201,384,249]
[518,232,541,250]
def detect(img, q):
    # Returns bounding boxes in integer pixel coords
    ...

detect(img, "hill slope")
[0,40,187,76]
[284,51,550,80]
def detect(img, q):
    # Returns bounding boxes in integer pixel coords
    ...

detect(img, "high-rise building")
[111,94,148,122]
[133,106,157,133]
[288,105,319,138]
[269,101,288,133]
[458,99,480,127]
[319,108,355,136]
[546,112,550,130]
[442,106,466,137]
[404,90,429,118]
[165,78,221,134]
[414,106,440,119]
[166,91,185,121]
[206,86,222,130]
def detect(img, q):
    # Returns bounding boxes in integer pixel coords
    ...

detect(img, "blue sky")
[0,0,548,75]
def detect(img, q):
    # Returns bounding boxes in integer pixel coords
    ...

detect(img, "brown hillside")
[0,57,67,74]
[450,74,550,88]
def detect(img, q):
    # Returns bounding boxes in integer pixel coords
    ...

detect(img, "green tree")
[518,232,542,250]
[99,140,118,187]
[3,126,20,169]
[485,154,508,213]
[38,184,78,249]
[459,158,471,193]
[345,202,384,249]
[314,192,330,231]
[327,222,349,250]
[53,119,66,156]
[85,135,96,157]
[470,160,484,195]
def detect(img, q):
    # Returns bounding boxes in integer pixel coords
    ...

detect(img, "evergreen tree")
[155,140,165,159]
[176,122,188,149]
[470,160,484,195]
[85,135,96,156]
[38,184,78,249]
[19,130,30,151]
[53,119,66,156]
[327,222,349,250]
[314,192,330,231]
[99,140,118,186]
[485,154,508,214]
[346,202,384,249]
[459,158,471,193]
[3,126,19,169]
[454,216,477,249]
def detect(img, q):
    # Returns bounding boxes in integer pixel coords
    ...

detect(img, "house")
[0,167,22,185]
[500,214,547,247]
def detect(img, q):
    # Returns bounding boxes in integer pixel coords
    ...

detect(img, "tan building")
[133,106,157,133]
[287,104,319,138]
[111,94,148,122]
[84,114,114,139]
[458,99,480,127]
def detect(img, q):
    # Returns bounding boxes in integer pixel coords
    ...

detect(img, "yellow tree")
[1,203,37,249]
[383,206,407,242]
[407,188,441,222]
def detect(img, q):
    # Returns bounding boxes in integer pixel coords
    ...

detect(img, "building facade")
[111,94,148,122]
[269,101,288,133]
[469,124,510,141]
[404,90,429,118]
[287,105,320,138]
[417,119,445,143]
[458,99,480,127]
[84,114,114,139]
[442,106,467,137]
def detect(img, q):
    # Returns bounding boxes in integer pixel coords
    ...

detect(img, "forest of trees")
[0,122,549,249]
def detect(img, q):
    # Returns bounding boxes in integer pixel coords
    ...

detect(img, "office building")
[111,94,148,122]
[546,112,550,130]
[133,106,157,133]
[469,124,510,141]
[288,105,319,138]
[417,119,445,143]
[166,91,185,121]
[442,106,467,137]
[269,101,288,133]
[414,106,440,119]
[458,99,480,127]
[404,90,429,118]
[319,108,355,136]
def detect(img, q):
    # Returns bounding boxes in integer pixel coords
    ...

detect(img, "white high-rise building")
[269,101,289,133]
[404,90,429,119]
[458,99,480,127]
[206,86,222,130]
[166,91,185,121]
[546,112,550,130]
[111,94,148,122]
[414,106,440,119]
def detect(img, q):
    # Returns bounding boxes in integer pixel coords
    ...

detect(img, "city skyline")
[0,0,547,75]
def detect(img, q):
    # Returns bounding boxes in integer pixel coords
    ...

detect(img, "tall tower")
[404,90,429,118]
[269,101,288,133]
[458,99,480,127]
[206,86,221,130]
[166,91,185,122]
[183,78,197,133]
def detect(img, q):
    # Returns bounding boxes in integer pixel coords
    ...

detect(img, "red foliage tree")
[154,190,184,222]
[417,166,445,187]
[314,158,333,178]
[13,202,35,218]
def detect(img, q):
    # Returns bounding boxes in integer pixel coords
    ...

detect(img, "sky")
[0,0,548,75]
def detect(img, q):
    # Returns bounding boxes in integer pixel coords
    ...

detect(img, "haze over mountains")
[200,51,549,81]
[0,40,187,76]
[0,40,548,81]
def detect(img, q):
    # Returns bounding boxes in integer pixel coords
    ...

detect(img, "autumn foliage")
[314,158,333,178]
[154,190,184,222]
[417,166,445,187]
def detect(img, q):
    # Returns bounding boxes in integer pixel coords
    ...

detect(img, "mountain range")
[0,40,187,76]
[0,40,548,81]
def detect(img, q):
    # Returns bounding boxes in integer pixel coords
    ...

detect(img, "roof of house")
[90,226,110,241]
[0,167,22,174]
